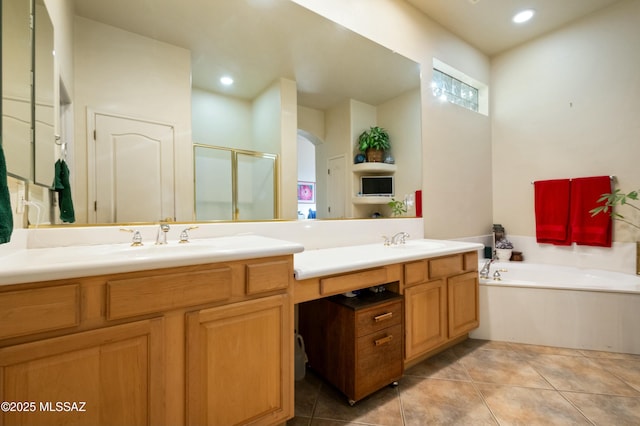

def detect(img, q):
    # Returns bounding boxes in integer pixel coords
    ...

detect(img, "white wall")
[73,17,192,223]
[293,0,493,239]
[492,0,640,243]
[191,89,252,149]
[378,88,422,216]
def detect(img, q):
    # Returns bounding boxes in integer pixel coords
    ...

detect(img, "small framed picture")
[297,181,315,203]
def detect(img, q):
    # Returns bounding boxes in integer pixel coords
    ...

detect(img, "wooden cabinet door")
[0,318,165,426]
[186,294,292,426]
[447,272,479,338]
[404,279,447,359]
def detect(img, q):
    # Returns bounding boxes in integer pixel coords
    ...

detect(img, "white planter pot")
[496,249,513,261]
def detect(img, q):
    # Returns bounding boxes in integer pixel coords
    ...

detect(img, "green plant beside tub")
[590,188,640,231]
[388,198,407,216]
[358,126,390,162]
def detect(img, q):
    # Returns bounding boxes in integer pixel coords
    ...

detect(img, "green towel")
[0,141,13,244]
[53,159,76,223]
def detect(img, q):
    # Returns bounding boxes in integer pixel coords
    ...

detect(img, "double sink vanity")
[0,227,481,425]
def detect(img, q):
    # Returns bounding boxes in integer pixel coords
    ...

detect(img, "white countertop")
[0,235,304,286]
[293,239,483,280]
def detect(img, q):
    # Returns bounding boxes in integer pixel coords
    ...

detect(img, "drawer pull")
[374,312,393,322]
[374,335,393,346]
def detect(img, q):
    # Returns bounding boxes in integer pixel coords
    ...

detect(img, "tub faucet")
[155,223,170,245]
[391,232,410,245]
[479,258,494,279]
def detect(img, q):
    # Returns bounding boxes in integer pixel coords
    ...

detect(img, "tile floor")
[288,339,640,425]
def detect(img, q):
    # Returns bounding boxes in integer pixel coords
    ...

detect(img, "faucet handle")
[382,235,391,246]
[179,226,199,243]
[120,228,143,246]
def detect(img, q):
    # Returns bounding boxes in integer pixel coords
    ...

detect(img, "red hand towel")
[534,179,571,245]
[570,176,612,247]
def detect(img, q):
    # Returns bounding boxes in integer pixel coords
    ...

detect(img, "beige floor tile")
[400,376,497,425]
[290,339,640,425]
[594,357,640,393]
[529,354,640,396]
[404,348,471,381]
[580,349,640,361]
[294,369,324,417]
[478,384,591,425]
[562,391,640,425]
[510,342,585,357]
[460,348,553,388]
[312,381,402,426]
[451,338,514,357]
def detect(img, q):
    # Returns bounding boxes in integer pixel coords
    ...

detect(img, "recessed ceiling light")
[220,76,234,86]
[513,9,535,24]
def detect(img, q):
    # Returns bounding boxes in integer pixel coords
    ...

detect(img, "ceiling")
[406,0,622,56]
[72,0,420,110]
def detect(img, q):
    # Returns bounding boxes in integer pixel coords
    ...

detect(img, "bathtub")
[470,261,640,355]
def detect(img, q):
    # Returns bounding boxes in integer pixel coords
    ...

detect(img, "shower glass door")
[194,145,278,221]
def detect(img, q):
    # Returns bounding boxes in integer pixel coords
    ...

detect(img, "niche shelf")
[352,163,397,174]
[352,196,394,205]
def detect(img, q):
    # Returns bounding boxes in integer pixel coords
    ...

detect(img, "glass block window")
[431,68,479,112]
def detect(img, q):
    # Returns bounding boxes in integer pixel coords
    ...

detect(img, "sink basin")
[388,240,447,250]
[0,235,304,286]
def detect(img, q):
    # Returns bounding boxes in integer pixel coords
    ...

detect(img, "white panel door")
[92,112,175,223]
[327,155,345,219]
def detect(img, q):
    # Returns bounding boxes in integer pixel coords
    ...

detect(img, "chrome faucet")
[479,258,494,279]
[155,223,170,245]
[391,232,410,245]
[179,226,199,243]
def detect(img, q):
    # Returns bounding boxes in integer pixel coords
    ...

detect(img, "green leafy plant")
[388,198,407,216]
[590,188,640,231]
[357,126,390,152]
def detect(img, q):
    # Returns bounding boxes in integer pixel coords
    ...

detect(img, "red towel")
[570,176,612,247]
[534,179,572,245]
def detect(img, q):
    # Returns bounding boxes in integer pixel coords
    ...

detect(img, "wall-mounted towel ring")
[55,134,68,161]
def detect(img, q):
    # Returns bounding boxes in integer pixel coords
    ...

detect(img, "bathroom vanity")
[0,233,481,424]
[294,243,480,403]
[0,236,302,426]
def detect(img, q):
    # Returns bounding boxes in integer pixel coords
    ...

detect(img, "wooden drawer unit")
[107,266,233,320]
[299,291,403,405]
[0,284,80,339]
[319,267,388,296]
[355,299,401,337]
[245,258,291,295]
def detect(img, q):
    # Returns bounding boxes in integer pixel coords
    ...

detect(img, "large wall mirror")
[5,0,422,226]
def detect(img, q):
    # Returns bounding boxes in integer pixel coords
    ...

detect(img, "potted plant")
[495,238,513,261]
[387,198,407,216]
[590,188,640,231]
[358,126,390,162]
[591,188,640,274]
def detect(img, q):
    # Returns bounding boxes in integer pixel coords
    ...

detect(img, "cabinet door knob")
[374,312,393,322]
[374,335,393,346]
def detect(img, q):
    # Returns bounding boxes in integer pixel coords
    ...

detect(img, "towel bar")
[531,176,615,184]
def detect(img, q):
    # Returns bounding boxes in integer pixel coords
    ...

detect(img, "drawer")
[464,251,479,271]
[320,267,387,295]
[355,300,402,338]
[245,259,290,295]
[355,324,403,396]
[107,266,232,320]
[404,260,428,287]
[428,254,464,280]
[0,284,80,339]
